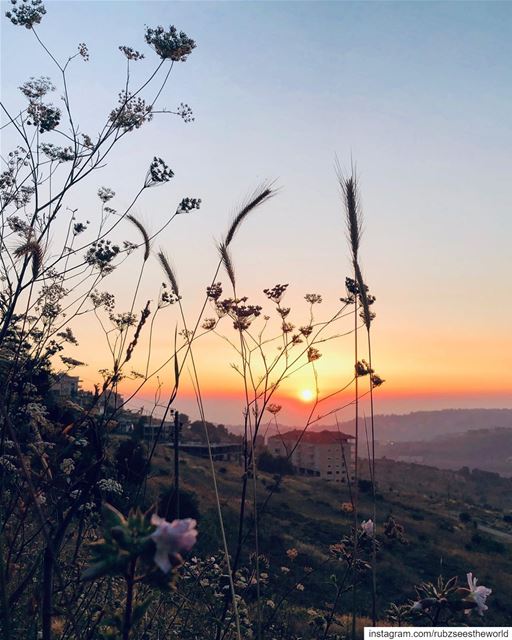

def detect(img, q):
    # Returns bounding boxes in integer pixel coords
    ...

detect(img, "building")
[268,429,354,482]
[52,374,80,400]
[143,419,173,441]
[167,441,242,462]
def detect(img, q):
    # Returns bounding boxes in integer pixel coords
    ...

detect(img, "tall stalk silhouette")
[339,165,380,632]
[338,167,365,638]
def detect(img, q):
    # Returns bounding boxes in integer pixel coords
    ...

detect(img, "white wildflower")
[361,519,375,536]
[0,455,18,473]
[150,514,198,573]
[97,478,123,495]
[60,458,75,475]
[466,572,492,616]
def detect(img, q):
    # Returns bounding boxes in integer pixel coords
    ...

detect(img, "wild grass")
[0,5,498,640]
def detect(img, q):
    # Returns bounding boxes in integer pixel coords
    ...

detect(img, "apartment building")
[268,429,353,482]
[52,373,80,400]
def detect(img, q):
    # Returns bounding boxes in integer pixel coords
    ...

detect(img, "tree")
[115,439,147,487]
[257,450,295,475]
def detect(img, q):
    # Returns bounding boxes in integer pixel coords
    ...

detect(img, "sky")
[1,0,511,425]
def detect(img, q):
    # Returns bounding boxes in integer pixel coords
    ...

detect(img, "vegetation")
[0,3,502,639]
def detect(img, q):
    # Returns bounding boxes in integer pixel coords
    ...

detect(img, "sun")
[299,389,315,402]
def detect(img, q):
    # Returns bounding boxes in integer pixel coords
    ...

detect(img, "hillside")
[240,409,512,445]
[322,409,512,442]
[376,427,512,476]
[148,448,512,628]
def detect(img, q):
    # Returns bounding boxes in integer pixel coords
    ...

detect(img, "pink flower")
[150,515,198,573]
[361,519,374,537]
[466,572,491,616]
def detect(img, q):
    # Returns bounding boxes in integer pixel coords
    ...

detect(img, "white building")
[268,429,354,482]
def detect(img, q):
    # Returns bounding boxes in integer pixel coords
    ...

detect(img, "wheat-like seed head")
[14,239,43,278]
[127,214,150,261]
[218,241,236,291]
[355,262,372,330]
[336,162,362,262]
[225,182,276,247]
[157,250,179,297]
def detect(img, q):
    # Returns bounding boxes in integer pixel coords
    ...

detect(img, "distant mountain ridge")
[311,408,512,442]
[228,408,512,443]
[376,426,512,476]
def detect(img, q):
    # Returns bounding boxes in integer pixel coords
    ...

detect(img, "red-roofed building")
[268,429,354,482]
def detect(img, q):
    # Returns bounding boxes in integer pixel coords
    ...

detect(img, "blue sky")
[1,1,511,421]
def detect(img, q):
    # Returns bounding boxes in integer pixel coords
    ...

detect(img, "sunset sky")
[2,1,511,425]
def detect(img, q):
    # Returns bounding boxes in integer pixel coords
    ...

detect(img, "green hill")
[148,448,512,627]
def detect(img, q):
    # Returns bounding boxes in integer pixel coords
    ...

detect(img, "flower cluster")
[78,42,89,61]
[355,359,384,388]
[371,373,385,388]
[341,276,376,312]
[119,45,144,60]
[281,321,294,334]
[26,101,61,133]
[90,289,115,312]
[144,24,196,61]
[0,455,18,474]
[307,347,321,362]
[97,478,123,495]
[305,293,322,305]
[73,220,88,235]
[267,403,282,415]
[264,283,288,304]
[177,196,201,214]
[176,102,195,122]
[145,156,174,187]
[355,359,373,377]
[215,297,262,330]
[201,318,217,331]
[206,282,223,301]
[5,0,46,28]
[109,92,153,131]
[6,215,28,236]
[60,356,85,368]
[60,458,75,476]
[160,282,181,306]
[1,148,30,207]
[110,312,137,330]
[84,240,120,274]
[97,186,115,203]
[19,76,54,99]
[40,143,74,162]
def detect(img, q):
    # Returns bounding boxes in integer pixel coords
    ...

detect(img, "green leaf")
[131,598,150,627]
[103,503,126,529]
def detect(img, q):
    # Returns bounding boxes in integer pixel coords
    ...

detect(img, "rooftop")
[269,429,354,444]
